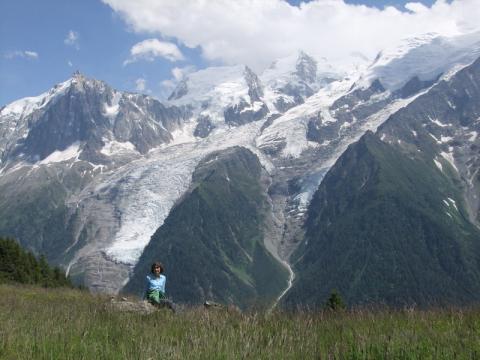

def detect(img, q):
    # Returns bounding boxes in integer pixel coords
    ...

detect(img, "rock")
[108,298,157,314]
[203,300,224,309]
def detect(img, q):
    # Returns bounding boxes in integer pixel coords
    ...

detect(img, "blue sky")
[0,0,193,105]
[0,0,464,106]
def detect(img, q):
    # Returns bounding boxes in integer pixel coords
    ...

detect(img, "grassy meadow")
[1,284,479,359]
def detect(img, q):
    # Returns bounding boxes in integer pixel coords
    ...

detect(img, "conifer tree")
[0,237,73,288]
[326,290,346,311]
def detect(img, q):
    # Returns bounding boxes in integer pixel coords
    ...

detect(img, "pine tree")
[325,290,346,311]
[0,237,73,288]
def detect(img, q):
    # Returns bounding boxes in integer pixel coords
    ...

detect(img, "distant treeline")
[0,237,72,288]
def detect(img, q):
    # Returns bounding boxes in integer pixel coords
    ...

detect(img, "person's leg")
[147,291,176,312]
[158,299,177,313]
[146,290,161,304]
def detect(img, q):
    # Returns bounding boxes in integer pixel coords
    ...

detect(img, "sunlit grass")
[1,284,479,359]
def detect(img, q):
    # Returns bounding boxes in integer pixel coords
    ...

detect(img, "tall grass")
[1,284,479,359]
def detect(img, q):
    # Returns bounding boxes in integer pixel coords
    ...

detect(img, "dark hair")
[151,262,164,274]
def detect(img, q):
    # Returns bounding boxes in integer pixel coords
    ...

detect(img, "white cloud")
[171,67,184,81]
[4,50,39,59]
[161,79,176,89]
[68,60,73,67]
[103,0,480,70]
[159,79,177,99]
[135,78,147,91]
[157,66,196,99]
[64,30,80,49]
[124,39,184,65]
[171,66,196,81]
[24,51,38,59]
[404,2,430,13]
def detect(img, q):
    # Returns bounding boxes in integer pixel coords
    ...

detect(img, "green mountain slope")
[285,132,480,308]
[0,163,94,265]
[123,147,288,309]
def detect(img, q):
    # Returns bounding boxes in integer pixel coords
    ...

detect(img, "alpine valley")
[2,31,480,309]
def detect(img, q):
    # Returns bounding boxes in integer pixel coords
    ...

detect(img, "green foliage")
[287,132,480,308]
[326,290,346,311]
[0,164,93,265]
[1,285,480,359]
[0,237,72,288]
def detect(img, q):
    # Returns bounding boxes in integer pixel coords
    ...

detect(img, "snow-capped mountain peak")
[358,31,480,92]
[295,50,317,83]
[0,77,73,119]
[167,64,248,104]
[0,74,192,168]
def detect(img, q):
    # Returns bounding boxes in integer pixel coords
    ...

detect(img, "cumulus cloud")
[158,79,178,99]
[124,39,184,65]
[171,66,196,81]
[160,79,176,91]
[135,78,147,91]
[158,66,196,98]
[102,0,480,70]
[4,50,39,59]
[64,30,80,49]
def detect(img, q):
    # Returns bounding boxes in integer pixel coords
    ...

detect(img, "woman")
[145,262,176,312]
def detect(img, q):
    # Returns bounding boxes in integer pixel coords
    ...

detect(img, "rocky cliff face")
[1,73,190,167]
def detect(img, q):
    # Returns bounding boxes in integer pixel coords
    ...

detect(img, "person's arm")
[144,275,150,299]
[159,275,166,294]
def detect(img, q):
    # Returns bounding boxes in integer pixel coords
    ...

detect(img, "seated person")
[145,262,176,312]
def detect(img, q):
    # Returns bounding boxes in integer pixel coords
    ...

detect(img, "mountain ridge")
[285,55,480,308]
[1,32,480,308]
